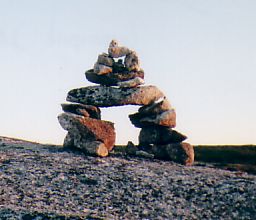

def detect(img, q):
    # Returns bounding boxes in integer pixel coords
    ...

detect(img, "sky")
[0,0,256,145]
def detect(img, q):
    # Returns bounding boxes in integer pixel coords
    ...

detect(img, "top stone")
[90,40,143,87]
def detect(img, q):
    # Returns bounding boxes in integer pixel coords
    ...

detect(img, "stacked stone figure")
[58,40,194,165]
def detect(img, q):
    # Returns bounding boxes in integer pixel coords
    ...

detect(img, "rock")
[139,126,187,145]
[150,142,194,165]
[138,97,172,115]
[117,77,144,88]
[108,40,141,71]
[124,51,140,71]
[97,53,114,67]
[135,150,154,159]
[63,132,108,157]
[61,103,101,119]
[112,59,128,73]
[93,63,112,75]
[67,85,166,107]
[78,141,109,157]
[85,69,144,86]
[58,112,115,151]
[129,109,176,128]
[108,39,131,58]
[63,132,74,148]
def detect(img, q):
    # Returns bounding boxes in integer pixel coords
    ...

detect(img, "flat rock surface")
[0,137,255,219]
[67,85,165,107]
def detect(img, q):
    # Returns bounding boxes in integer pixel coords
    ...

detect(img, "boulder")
[58,112,115,151]
[150,142,194,165]
[67,85,166,107]
[139,126,187,145]
[129,109,176,128]
[61,103,101,119]
[85,69,144,86]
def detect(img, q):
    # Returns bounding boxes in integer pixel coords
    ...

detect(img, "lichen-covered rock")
[150,142,194,165]
[139,126,187,145]
[61,103,101,119]
[58,112,115,152]
[108,39,131,58]
[129,109,176,128]
[67,85,166,107]
[85,69,144,86]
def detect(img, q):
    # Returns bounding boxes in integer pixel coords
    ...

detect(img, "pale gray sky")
[0,0,256,145]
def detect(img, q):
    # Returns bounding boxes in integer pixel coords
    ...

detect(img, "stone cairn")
[58,40,194,165]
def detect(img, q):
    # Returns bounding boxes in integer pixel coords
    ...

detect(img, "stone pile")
[58,40,194,165]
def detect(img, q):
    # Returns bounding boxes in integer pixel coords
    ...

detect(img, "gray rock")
[58,112,115,152]
[97,53,114,67]
[77,141,109,157]
[129,109,176,128]
[85,69,144,86]
[150,142,194,165]
[61,103,101,119]
[124,50,140,71]
[139,126,187,145]
[63,132,74,148]
[117,77,144,88]
[67,85,166,107]
[138,97,172,115]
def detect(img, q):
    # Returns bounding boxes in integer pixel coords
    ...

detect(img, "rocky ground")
[0,136,255,219]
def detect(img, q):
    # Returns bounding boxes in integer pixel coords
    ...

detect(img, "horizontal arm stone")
[67,85,166,107]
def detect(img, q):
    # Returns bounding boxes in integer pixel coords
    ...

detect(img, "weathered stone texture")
[61,103,101,119]
[58,113,115,152]
[85,69,144,86]
[67,85,166,107]
[150,142,194,166]
[129,109,176,128]
[139,126,187,145]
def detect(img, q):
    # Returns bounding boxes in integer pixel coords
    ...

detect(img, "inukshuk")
[58,40,194,165]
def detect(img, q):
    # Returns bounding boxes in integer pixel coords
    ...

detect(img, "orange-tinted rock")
[58,112,115,152]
